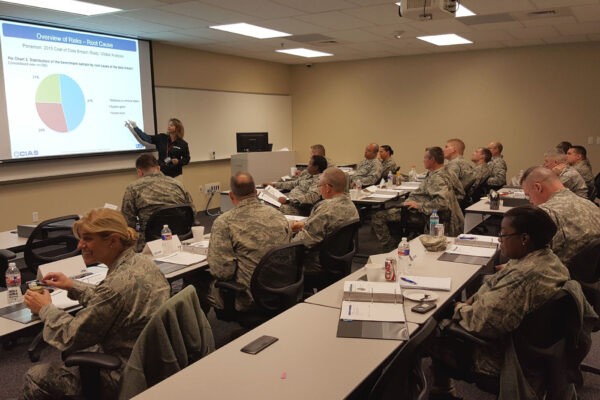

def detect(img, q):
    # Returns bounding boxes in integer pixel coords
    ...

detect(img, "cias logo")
[13,150,39,157]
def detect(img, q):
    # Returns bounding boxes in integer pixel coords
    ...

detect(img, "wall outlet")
[588,136,594,145]
[204,182,221,194]
[32,211,39,222]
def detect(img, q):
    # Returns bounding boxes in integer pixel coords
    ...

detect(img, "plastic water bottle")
[397,237,411,274]
[387,171,393,188]
[395,171,402,185]
[409,165,417,182]
[5,262,22,304]
[355,179,362,191]
[161,224,173,255]
[429,210,439,236]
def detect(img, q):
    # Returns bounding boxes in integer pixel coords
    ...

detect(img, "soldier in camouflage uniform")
[544,150,588,198]
[21,208,170,400]
[428,206,574,399]
[372,147,463,252]
[522,166,600,266]
[444,139,475,191]
[204,172,291,311]
[487,141,507,187]
[121,154,196,251]
[350,143,382,187]
[378,145,398,180]
[293,144,335,181]
[470,147,492,190]
[269,155,326,215]
[291,168,359,273]
[567,145,595,198]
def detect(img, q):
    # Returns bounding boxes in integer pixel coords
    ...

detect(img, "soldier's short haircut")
[425,146,444,164]
[311,144,326,156]
[569,145,587,159]
[311,155,328,173]
[230,172,256,198]
[521,166,559,186]
[544,149,566,163]
[447,139,465,154]
[556,141,571,154]
[380,145,394,155]
[491,142,503,153]
[136,154,159,170]
[504,205,557,250]
[480,148,492,163]
[322,167,347,192]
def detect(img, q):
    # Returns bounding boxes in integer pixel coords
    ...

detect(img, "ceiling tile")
[571,4,600,22]
[328,28,386,43]
[508,25,559,39]
[555,21,600,35]
[260,17,330,35]
[296,11,373,30]
[520,16,577,27]
[342,4,404,25]
[199,0,304,19]
[158,1,259,24]
[461,29,516,42]
[543,34,589,44]
[530,0,599,8]
[119,9,210,29]
[270,0,355,13]
[501,38,545,47]
[461,0,536,15]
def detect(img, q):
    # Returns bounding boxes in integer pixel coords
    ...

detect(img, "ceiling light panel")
[0,0,121,16]
[209,23,291,39]
[276,48,333,57]
[417,33,473,46]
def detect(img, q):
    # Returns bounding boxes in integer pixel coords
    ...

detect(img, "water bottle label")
[5,275,21,286]
[161,234,172,241]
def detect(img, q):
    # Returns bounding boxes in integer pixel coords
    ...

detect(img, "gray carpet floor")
[2,212,600,399]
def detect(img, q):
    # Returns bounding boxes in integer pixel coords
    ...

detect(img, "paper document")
[456,234,499,244]
[446,245,497,257]
[395,182,421,190]
[399,275,451,291]
[155,251,206,266]
[340,301,405,322]
[343,280,402,303]
[285,215,308,222]
[258,185,287,208]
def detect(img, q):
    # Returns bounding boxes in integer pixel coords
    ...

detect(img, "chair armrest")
[214,280,245,292]
[64,352,121,370]
[445,321,491,347]
[0,249,16,260]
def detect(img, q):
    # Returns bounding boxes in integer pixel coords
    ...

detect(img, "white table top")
[464,197,513,215]
[305,237,483,324]
[134,303,419,400]
[0,230,27,252]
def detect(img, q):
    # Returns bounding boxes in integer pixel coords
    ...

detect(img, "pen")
[348,304,352,316]
[459,236,475,240]
[400,277,417,285]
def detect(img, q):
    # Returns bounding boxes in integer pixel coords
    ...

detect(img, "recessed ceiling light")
[209,23,291,39]
[276,48,333,58]
[456,5,476,17]
[417,34,473,46]
[0,0,121,16]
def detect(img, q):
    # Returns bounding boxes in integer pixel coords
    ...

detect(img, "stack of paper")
[446,245,497,258]
[155,252,206,266]
[258,185,287,208]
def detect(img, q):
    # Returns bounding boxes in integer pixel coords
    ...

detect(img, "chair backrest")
[568,238,600,284]
[368,318,437,400]
[119,285,215,399]
[144,205,194,242]
[251,242,305,313]
[318,219,361,279]
[594,172,600,201]
[513,288,586,397]
[24,215,80,274]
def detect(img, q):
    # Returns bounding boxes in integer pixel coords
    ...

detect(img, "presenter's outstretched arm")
[125,120,155,148]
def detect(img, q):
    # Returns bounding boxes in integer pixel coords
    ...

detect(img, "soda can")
[384,257,397,281]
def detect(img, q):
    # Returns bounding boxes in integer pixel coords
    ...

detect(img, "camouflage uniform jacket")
[273,173,322,206]
[380,158,398,180]
[573,159,595,195]
[446,156,475,190]
[207,196,291,311]
[539,188,600,266]
[559,165,588,198]
[487,155,507,186]
[292,194,359,248]
[454,248,569,375]
[472,163,492,189]
[351,158,382,186]
[441,165,466,201]
[121,171,196,249]
[406,168,464,236]
[38,248,170,373]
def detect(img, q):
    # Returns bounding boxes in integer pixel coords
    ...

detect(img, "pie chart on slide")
[35,74,85,133]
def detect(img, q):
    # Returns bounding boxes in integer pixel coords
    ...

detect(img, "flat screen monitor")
[236,132,270,152]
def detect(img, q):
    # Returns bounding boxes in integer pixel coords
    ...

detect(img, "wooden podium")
[230,151,295,184]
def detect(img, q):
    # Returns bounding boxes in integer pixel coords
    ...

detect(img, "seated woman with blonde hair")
[22,208,171,400]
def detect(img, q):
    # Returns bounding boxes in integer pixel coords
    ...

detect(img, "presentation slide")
[0,20,155,162]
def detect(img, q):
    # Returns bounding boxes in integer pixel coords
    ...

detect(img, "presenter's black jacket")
[134,127,190,178]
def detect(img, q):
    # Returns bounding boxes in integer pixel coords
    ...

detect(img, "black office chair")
[144,205,195,242]
[444,288,589,398]
[214,242,305,330]
[63,286,215,400]
[23,215,80,277]
[304,220,360,291]
[0,249,16,288]
[368,318,437,400]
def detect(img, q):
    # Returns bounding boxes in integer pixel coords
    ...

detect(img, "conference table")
[0,230,27,252]
[135,235,492,399]
[463,189,529,233]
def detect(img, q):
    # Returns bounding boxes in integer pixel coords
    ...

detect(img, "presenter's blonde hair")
[73,208,138,248]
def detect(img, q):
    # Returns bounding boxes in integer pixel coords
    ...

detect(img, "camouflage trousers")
[21,362,119,400]
[372,207,429,252]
